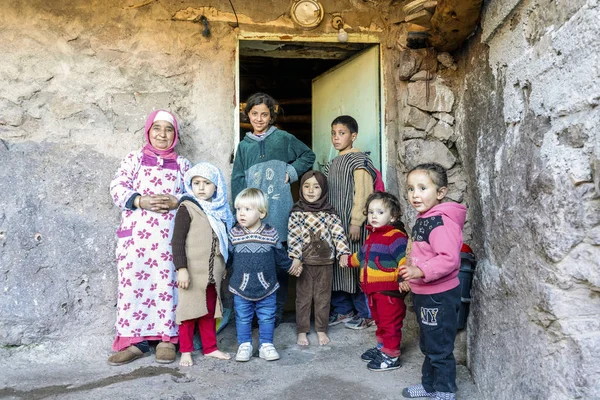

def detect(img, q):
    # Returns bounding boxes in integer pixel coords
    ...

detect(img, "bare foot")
[179,352,193,367]
[297,333,309,346]
[204,349,231,360]
[317,331,330,346]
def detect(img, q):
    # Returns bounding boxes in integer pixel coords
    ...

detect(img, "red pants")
[368,292,407,357]
[178,284,218,354]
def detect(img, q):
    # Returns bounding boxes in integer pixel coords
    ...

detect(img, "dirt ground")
[0,314,481,400]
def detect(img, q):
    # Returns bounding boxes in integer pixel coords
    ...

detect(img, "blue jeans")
[234,292,277,346]
[331,290,371,319]
[412,285,461,393]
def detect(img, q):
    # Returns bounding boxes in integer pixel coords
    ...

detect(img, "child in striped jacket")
[340,191,410,371]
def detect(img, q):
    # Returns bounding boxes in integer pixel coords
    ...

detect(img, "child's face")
[367,199,394,228]
[302,176,322,203]
[331,123,357,152]
[248,103,271,135]
[236,203,265,232]
[191,176,216,202]
[149,120,175,150]
[407,170,446,213]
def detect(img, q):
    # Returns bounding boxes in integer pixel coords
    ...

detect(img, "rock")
[432,120,454,141]
[589,226,600,245]
[437,52,457,70]
[425,118,437,135]
[410,70,435,81]
[402,127,426,139]
[557,124,588,148]
[425,118,437,134]
[0,99,24,126]
[432,112,455,125]
[569,173,592,186]
[404,106,434,130]
[397,50,421,80]
[407,79,455,112]
[402,139,456,170]
[447,167,467,202]
[397,48,438,80]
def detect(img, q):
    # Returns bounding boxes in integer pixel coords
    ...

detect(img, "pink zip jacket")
[408,202,466,295]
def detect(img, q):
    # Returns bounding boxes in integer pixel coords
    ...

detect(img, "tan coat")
[175,200,225,325]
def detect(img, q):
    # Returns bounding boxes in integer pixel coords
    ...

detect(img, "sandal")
[155,342,176,364]
[107,345,147,366]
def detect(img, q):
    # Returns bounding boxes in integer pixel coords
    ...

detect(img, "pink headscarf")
[141,110,180,170]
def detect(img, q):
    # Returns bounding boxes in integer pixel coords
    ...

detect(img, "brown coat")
[175,200,225,325]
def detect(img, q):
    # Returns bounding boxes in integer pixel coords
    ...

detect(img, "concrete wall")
[454,0,600,398]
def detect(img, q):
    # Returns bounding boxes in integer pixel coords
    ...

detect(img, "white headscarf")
[183,162,234,262]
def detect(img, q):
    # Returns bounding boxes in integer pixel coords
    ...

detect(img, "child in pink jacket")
[400,163,466,400]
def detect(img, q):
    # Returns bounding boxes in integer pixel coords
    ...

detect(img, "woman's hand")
[138,194,178,213]
[284,173,290,184]
[348,225,361,241]
[177,268,190,289]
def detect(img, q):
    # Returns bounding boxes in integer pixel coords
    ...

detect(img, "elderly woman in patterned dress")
[108,110,191,365]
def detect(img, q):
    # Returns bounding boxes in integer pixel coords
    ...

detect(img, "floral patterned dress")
[110,150,191,351]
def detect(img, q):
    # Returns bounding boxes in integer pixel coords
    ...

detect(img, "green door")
[312,45,381,171]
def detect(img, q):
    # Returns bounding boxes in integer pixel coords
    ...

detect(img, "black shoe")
[367,352,401,371]
[361,347,381,362]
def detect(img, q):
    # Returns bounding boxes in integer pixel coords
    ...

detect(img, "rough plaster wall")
[0,0,238,345]
[454,0,600,398]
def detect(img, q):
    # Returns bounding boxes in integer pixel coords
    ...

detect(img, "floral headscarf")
[141,110,179,170]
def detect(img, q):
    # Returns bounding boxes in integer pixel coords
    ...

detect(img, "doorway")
[237,39,383,317]
[238,41,380,158]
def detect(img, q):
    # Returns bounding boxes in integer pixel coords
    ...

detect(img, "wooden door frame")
[234,32,389,182]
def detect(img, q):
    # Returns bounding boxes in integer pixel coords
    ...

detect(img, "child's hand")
[177,268,190,289]
[398,264,425,281]
[348,225,361,241]
[399,281,411,293]
[339,254,349,268]
[289,258,302,277]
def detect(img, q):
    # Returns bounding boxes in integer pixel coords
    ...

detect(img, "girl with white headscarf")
[171,162,234,366]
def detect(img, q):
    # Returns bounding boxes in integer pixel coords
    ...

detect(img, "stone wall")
[453,0,600,398]
[394,48,472,242]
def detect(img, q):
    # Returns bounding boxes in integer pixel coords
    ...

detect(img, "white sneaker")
[235,342,253,362]
[259,343,280,361]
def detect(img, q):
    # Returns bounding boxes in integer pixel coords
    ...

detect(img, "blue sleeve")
[226,239,234,270]
[275,241,292,271]
[125,193,140,210]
